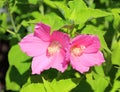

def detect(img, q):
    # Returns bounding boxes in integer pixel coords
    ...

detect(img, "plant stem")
[7,1,21,41]
[6,29,16,35]
[9,12,17,33]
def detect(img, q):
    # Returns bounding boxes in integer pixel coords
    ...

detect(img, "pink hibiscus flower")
[69,34,105,73]
[19,23,70,74]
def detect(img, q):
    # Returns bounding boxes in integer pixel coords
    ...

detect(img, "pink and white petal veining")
[51,31,70,48]
[32,54,52,74]
[70,55,90,73]
[50,50,68,72]
[71,35,92,46]
[34,22,51,41]
[19,33,49,57]
[84,36,100,53]
[71,35,100,53]
[76,51,105,67]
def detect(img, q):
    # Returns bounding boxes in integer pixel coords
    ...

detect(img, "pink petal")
[70,51,105,73]
[50,50,68,72]
[79,51,105,67]
[32,54,52,74]
[51,31,70,48]
[70,55,90,73]
[71,35,100,53]
[34,22,51,41]
[19,33,49,57]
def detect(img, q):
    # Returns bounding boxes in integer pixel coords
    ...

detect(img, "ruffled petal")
[19,33,49,57]
[34,22,51,41]
[50,50,68,72]
[70,55,90,73]
[32,54,52,74]
[79,51,105,67]
[51,31,70,48]
[75,51,105,67]
[71,35,100,53]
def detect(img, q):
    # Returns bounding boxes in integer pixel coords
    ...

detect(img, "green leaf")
[43,0,58,8]
[42,78,79,92]
[20,83,46,92]
[110,70,120,92]
[112,42,120,66]
[86,72,110,92]
[8,44,31,74]
[28,0,38,4]
[94,65,105,76]
[94,76,110,92]
[68,0,87,9]
[71,78,93,92]
[30,13,67,31]
[6,66,21,91]
[42,78,54,92]
[51,78,79,92]
[70,8,111,25]
[0,13,7,34]
[111,8,120,14]
[68,0,111,25]
[110,80,120,92]
[111,9,120,30]
[6,66,30,91]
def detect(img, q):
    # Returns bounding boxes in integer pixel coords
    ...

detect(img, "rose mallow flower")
[19,22,70,74]
[69,34,105,73]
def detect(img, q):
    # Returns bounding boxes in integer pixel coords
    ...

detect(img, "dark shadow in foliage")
[94,0,120,9]
[30,68,58,83]
[70,78,93,92]
[41,68,58,81]
[0,40,9,91]
[9,65,30,87]
[22,58,32,63]
[56,69,76,80]
[30,75,43,83]
[15,0,39,14]
[104,65,118,92]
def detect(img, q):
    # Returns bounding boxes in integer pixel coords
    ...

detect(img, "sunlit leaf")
[112,42,120,66]
[30,13,68,32]
[20,83,46,92]
[8,44,31,74]
[110,80,120,92]
[111,9,120,30]
[70,8,111,25]
[28,0,38,4]
[86,72,110,92]
[68,0,87,9]
[51,78,79,92]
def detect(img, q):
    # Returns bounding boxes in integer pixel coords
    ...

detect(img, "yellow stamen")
[71,45,86,56]
[47,41,61,56]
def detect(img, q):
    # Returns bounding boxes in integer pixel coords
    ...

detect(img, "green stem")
[9,12,17,33]
[6,29,16,35]
[7,1,21,41]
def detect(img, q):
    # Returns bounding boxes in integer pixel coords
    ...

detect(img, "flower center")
[47,41,61,56]
[71,45,86,56]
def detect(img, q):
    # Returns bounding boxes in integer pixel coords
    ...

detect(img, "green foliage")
[20,83,46,92]
[43,78,80,92]
[112,42,120,66]
[8,44,31,74]
[0,0,119,91]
